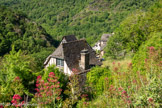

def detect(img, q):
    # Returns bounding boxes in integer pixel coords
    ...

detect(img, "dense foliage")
[105,1,162,58]
[132,32,162,73]
[0,48,36,102]
[0,6,57,56]
[86,66,112,96]
[0,0,158,44]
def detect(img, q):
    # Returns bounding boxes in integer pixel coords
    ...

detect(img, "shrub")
[86,66,112,97]
[34,72,62,107]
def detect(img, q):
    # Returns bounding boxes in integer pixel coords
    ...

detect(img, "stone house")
[93,33,112,57]
[44,35,102,76]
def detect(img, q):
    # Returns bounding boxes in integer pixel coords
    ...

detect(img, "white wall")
[45,57,73,76]
[64,61,73,75]
[93,42,101,51]
[45,57,56,68]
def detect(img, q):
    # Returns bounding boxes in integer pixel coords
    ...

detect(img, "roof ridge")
[62,39,86,45]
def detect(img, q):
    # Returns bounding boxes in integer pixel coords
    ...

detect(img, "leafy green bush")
[132,32,162,73]
[86,66,112,96]
[0,47,37,87]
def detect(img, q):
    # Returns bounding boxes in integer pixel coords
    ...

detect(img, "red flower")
[35,88,39,92]
[113,67,118,72]
[36,84,40,87]
[118,62,120,66]
[14,76,20,81]
[148,98,153,102]
[118,87,123,91]
[149,46,154,51]
[122,91,127,94]
[128,63,132,68]
[44,83,49,86]
[13,94,21,100]
[56,97,61,100]
[0,105,3,108]
[105,77,108,80]
[37,75,42,80]
[11,94,24,107]
[48,78,51,82]
[49,72,55,77]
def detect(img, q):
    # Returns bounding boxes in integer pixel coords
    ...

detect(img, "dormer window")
[56,58,64,66]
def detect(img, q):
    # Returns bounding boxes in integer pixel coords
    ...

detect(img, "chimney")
[80,49,89,70]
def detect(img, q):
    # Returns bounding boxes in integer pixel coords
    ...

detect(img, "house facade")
[93,33,113,57]
[44,35,102,76]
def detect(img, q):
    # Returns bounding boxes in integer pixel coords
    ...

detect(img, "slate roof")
[51,44,64,59]
[62,39,102,73]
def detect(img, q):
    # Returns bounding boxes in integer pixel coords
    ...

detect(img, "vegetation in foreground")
[0,0,161,108]
[0,46,161,108]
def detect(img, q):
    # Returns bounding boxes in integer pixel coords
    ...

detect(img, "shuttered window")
[56,58,64,66]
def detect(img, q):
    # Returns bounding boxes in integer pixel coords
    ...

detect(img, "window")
[56,58,64,66]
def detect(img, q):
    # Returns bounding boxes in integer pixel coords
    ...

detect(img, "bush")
[86,66,112,97]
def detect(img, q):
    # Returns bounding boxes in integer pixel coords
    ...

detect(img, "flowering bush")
[11,94,24,107]
[0,76,25,102]
[34,72,62,107]
[85,46,161,107]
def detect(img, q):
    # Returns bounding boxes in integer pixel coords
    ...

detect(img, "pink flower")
[14,76,20,81]
[46,86,49,89]
[56,97,61,100]
[44,83,49,86]
[148,98,153,102]
[48,78,51,82]
[49,72,55,77]
[113,67,118,72]
[72,68,78,72]
[149,46,154,51]
[36,84,40,87]
[128,63,132,68]
[118,87,123,91]
[105,77,108,80]
[35,88,40,92]
[127,100,131,104]
[122,91,127,94]
[37,75,42,80]
[40,87,44,90]
[118,62,120,66]
[13,94,21,100]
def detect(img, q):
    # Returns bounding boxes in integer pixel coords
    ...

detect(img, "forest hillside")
[0,0,158,44]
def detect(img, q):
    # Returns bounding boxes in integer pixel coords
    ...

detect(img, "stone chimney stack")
[80,49,89,70]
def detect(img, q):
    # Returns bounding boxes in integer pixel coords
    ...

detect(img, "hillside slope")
[0,0,158,44]
[0,6,57,56]
[105,1,162,58]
